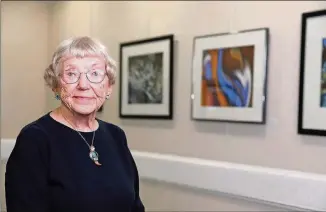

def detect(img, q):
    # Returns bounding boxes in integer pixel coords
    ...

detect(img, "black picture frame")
[190,28,269,124]
[119,34,174,119]
[298,9,326,136]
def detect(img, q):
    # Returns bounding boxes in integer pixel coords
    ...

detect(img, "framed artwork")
[298,9,326,136]
[119,34,174,119]
[191,28,269,124]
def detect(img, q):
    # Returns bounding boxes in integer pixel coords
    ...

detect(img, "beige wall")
[1,1,49,137]
[1,2,50,210]
[2,1,326,211]
[95,1,326,175]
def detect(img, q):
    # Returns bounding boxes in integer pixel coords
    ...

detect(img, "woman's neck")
[55,105,98,132]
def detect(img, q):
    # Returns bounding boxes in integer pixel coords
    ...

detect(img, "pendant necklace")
[75,130,102,166]
[62,113,102,166]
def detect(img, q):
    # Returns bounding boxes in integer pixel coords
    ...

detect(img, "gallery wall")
[45,1,326,211]
[1,1,326,211]
[88,1,326,174]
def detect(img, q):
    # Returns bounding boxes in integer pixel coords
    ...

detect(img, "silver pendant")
[89,146,101,166]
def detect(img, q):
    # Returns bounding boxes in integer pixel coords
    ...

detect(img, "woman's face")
[57,55,112,115]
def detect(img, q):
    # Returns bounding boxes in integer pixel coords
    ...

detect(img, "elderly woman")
[5,36,145,212]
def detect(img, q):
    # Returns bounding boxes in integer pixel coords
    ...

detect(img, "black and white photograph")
[128,52,163,104]
[119,34,174,119]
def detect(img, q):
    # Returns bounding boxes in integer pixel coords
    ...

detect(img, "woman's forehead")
[62,55,105,67]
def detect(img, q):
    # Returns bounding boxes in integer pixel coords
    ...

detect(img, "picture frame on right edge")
[298,9,326,136]
[191,28,269,124]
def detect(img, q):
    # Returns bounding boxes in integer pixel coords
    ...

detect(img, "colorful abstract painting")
[191,28,268,123]
[201,45,254,107]
[320,38,326,107]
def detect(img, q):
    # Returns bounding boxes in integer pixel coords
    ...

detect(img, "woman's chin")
[71,104,97,115]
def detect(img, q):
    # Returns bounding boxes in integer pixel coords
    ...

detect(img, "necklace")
[61,112,102,166]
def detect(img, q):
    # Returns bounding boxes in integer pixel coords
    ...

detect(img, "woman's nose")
[77,73,90,89]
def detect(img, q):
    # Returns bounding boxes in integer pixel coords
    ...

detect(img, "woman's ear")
[52,87,61,100]
[105,86,113,99]
[107,85,113,95]
[52,85,60,93]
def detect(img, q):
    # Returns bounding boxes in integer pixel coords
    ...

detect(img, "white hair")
[44,36,117,89]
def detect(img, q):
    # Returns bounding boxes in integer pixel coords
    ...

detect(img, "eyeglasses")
[61,69,107,84]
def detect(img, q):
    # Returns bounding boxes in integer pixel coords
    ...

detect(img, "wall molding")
[1,139,15,161]
[2,139,326,210]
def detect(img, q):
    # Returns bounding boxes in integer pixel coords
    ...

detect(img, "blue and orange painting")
[320,38,326,107]
[201,45,254,107]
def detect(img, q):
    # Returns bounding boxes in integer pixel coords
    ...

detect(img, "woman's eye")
[67,71,77,76]
[91,70,104,76]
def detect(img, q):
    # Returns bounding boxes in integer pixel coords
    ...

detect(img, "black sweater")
[5,112,145,212]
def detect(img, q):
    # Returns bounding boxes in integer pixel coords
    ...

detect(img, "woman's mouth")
[73,96,94,104]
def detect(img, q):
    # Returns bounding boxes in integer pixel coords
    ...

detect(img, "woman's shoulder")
[7,114,51,164]
[97,119,126,137]
[96,119,129,146]
[17,113,52,142]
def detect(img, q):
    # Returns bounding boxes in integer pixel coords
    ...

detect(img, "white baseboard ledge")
[132,151,326,211]
[2,139,326,211]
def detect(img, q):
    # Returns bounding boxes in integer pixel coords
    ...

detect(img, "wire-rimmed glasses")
[61,69,107,84]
